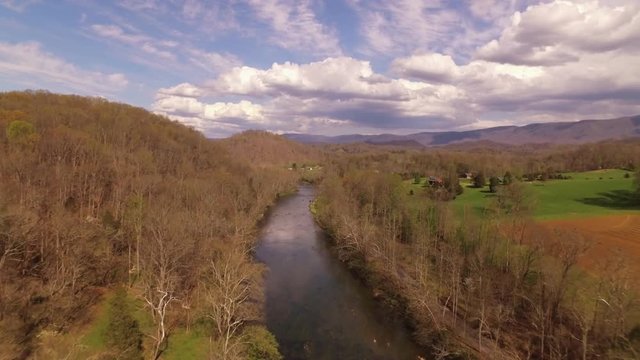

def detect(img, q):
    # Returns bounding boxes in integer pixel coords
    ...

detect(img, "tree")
[444,170,463,199]
[5,120,38,147]
[204,247,259,359]
[139,206,191,360]
[503,171,513,185]
[635,170,640,203]
[489,176,500,193]
[104,288,144,360]
[413,173,421,184]
[495,181,534,216]
[473,171,486,188]
[243,326,282,360]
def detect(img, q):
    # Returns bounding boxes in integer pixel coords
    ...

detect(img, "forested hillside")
[218,130,322,168]
[0,91,300,359]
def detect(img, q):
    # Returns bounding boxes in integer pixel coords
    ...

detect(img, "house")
[427,176,444,186]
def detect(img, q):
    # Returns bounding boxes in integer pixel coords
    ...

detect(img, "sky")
[1,0,639,137]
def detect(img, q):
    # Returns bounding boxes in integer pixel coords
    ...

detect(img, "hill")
[0,91,297,358]
[218,130,323,167]
[285,115,640,146]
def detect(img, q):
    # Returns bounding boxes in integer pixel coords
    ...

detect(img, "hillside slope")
[0,91,297,358]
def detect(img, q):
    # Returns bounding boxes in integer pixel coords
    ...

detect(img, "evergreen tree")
[489,176,500,193]
[444,171,464,198]
[503,171,513,185]
[473,171,486,188]
[105,288,144,360]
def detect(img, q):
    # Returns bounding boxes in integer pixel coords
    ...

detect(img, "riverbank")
[312,195,507,359]
[319,227,479,359]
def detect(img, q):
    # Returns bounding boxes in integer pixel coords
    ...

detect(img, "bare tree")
[203,246,259,360]
[139,206,190,359]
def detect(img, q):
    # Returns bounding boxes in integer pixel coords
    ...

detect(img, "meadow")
[448,169,639,220]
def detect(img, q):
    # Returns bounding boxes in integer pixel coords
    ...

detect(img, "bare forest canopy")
[0,91,307,359]
[216,130,322,168]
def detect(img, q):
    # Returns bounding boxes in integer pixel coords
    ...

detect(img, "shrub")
[243,326,282,360]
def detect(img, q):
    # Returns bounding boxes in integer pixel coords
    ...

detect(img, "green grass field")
[407,169,639,220]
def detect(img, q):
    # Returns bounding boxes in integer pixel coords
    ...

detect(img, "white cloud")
[476,0,640,65]
[187,49,242,74]
[157,83,204,98]
[0,0,39,12]
[117,0,158,11]
[153,57,473,136]
[150,0,640,137]
[208,57,411,100]
[91,24,176,61]
[90,22,241,75]
[152,93,266,136]
[349,0,461,55]
[0,41,128,93]
[246,0,342,56]
[391,53,460,83]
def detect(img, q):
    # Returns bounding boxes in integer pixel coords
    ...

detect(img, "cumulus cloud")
[391,53,460,83]
[0,41,128,93]
[157,83,204,98]
[154,95,265,123]
[152,91,267,136]
[152,57,473,136]
[150,0,640,137]
[208,57,411,100]
[476,0,640,65]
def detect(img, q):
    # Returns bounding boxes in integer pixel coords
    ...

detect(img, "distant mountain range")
[285,115,640,147]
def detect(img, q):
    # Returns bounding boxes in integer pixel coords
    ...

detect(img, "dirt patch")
[541,215,640,275]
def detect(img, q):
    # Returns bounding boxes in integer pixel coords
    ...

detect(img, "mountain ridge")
[285,115,640,146]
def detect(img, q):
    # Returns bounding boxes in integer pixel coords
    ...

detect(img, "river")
[255,184,426,360]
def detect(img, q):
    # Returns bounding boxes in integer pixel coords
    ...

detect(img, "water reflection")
[255,185,426,360]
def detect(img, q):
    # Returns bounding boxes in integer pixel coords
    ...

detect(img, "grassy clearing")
[426,169,639,220]
[162,328,210,360]
[59,289,209,359]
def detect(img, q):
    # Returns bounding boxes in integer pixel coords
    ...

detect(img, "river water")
[255,185,426,360]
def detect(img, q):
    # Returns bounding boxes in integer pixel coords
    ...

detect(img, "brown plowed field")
[542,215,640,274]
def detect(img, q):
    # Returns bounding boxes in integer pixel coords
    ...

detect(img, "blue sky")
[1,0,640,137]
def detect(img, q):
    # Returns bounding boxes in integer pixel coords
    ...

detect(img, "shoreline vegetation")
[311,153,639,358]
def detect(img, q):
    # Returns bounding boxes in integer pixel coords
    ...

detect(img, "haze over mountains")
[285,115,640,147]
